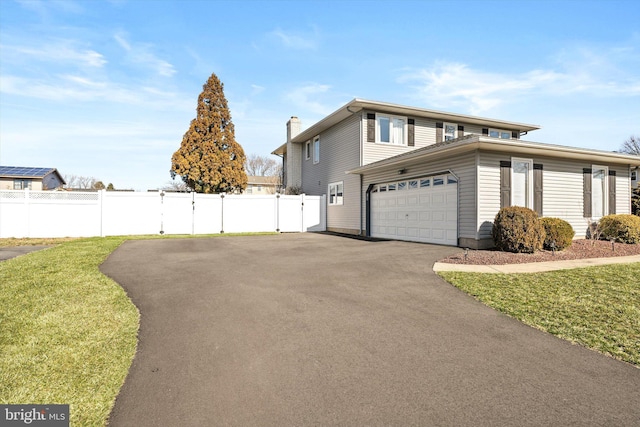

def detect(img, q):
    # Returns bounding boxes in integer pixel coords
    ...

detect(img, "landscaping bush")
[599,214,640,244]
[492,206,545,253]
[540,217,575,250]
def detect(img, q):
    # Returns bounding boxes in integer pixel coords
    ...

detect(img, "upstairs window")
[313,136,320,164]
[443,123,457,141]
[489,129,512,139]
[377,115,406,145]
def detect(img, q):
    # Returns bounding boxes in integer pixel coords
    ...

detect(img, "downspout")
[447,169,461,247]
[359,111,364,235]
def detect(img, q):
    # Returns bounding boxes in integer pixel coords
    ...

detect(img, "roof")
[247,176,279,185]
[346,135,640,175]
[0,166,66,184]
[272,99,541,154]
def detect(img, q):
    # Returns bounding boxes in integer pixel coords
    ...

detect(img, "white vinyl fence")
[0,190,326,238]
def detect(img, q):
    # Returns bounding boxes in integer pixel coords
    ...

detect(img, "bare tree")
[620,135,640,155]
[244,154,279,177]
[63,174,99,190]
[162,179,190,192]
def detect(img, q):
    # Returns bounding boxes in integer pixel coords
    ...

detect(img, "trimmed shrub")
[492,206,545,253]
[540,217,575,251]
[599,214,640,244]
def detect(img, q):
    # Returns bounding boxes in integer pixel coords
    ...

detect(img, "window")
[489,129,511,139]
[632,170,637,181]
[592,165,608,218]
[305,141,311,160]
[409,180,418,189]
[511,158,533,208]
[13,179,32,190]
[377,115,406,145]
[444,123,457,141]
[420,178,430,188]
[398,181,406,190]
[313,136,320,164]
[433,177,444,186]
[329,181,343,205]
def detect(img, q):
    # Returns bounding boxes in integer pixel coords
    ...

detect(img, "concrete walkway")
[434,254,640,273]
[101,234,640,427]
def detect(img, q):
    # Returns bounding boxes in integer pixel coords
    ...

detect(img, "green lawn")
[439,263,640,366]
[0,233,274,426]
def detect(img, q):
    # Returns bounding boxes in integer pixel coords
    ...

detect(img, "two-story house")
[273,99,640,248]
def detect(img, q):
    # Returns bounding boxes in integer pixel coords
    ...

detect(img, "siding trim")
[608,170,616,214]
[408,118,415,147]
[583,168,592,217]
[500,160,511,208]
[533,163,543,215]
[435,121,443,142]
[367,113,375,143]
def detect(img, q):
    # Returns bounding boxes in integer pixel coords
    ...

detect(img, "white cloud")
[400,43,640,115]
[1,41,107,68]
[285,84,333,116]
[113,31,176,77]
[270,27,318,50]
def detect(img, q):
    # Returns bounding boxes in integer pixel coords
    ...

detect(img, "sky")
[1,0,639,191]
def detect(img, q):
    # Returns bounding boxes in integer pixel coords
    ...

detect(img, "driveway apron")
[101,233,640,426]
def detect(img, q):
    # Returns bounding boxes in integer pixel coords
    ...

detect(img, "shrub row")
[599,214,640,244]
[492,207,574,253]
[492,207,640,253]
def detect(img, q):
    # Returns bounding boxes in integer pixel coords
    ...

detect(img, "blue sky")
[1,0,639,190]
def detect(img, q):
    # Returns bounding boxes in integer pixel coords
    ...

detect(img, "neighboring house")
[245,175,280,195]
[273,99,640,248]
[0,166,66,191]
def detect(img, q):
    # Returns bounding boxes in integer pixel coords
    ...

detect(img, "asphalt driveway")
[101,233,640,426]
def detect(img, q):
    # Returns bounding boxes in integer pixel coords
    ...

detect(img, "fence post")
[220,193,225,233]
[276,193,280,232]
[300,193,305,232]
[191,192,195,235]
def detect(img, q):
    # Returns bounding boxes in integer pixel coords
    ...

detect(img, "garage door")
[370,174,458,245]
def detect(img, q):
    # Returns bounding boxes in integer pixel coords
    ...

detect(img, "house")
[0,166,66,191]
[245,175,281,195]
[273,99,640,248]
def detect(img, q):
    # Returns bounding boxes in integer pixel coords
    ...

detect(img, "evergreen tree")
[171,73,247,193]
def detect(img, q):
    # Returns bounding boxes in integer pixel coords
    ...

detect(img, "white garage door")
[370,174,458,245]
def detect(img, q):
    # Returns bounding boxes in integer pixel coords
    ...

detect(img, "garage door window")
[409,180,418,189]
[420,178,430,188]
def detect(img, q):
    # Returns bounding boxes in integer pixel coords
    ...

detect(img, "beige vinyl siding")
[478,152,634,240]
[360,151,477,241]
[301,114,361,233]
[477,152,502,240]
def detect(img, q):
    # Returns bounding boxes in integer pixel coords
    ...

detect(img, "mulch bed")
[440,239,640,265]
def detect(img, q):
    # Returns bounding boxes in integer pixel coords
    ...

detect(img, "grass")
[0,233,275,426]
[439,263,640,366]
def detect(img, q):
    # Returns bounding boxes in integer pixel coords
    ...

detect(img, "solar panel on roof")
[0,166,56,177]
